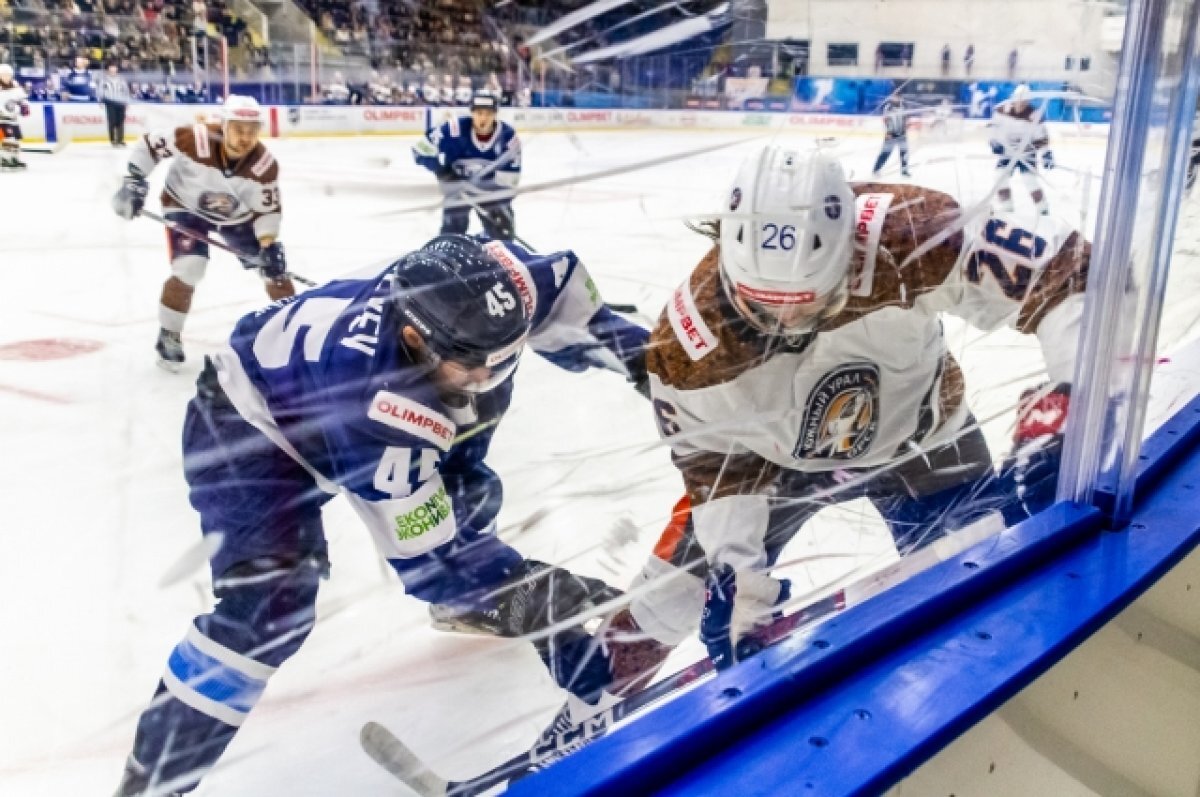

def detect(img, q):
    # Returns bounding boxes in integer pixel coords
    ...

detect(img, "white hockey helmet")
[220,94,265,127]
[0,64,14,82]
[1011,84,1031,103]
[719,146,855,336]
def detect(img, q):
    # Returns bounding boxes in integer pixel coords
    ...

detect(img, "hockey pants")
[441,200,516,239]
[873,136,909,174]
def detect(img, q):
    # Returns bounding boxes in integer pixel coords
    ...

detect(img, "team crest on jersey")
[794,364,880,460]
[824,194,842,220]
[198,191,240,218]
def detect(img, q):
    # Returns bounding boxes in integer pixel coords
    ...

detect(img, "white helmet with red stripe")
[719,146,855,336]
[220,94,265,127]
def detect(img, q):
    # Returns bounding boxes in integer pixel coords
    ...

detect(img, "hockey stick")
[362,508,1006,795]
[19,139,68,155]
[377,136,759,218]
[139,209,317,287]
[361,591,846,797]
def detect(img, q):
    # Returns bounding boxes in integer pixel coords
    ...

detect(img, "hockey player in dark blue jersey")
[113,235,650,796]
[59,55,95,102]
[413,91,521,238]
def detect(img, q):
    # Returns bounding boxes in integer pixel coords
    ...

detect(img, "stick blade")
[360,721,450,796]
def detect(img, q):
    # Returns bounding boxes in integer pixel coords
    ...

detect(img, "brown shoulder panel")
[1017,230,1090,333]
[825,184,964,329]
[239,142,279,184]
[646,248,769,391]
[676,448,781,504]
[170,124,219,166]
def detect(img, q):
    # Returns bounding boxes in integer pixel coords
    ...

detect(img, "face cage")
[424,346,522,394]
[722,271,851,339]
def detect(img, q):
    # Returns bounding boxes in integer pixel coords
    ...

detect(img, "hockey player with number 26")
[112,233,649,796]
[596,144,1089,697]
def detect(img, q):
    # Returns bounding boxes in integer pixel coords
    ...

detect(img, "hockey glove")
[1005,382,1071,516]
[258,241,288,281]
[700,563,791,671]
[430,559,623,638]
[112,171,148,220]
[990,140,1006,156]
[1042,150,1056,170]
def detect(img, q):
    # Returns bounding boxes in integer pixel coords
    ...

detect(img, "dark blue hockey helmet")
[392,234,530,393]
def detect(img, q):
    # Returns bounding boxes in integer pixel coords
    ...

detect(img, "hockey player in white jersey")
[575,145,1088,706]
[112,234,650,796]
[111,95,294,370]
[0,64,30,170]
[989,84,1055,215]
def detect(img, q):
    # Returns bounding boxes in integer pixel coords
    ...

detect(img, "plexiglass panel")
[2,1,1194,795]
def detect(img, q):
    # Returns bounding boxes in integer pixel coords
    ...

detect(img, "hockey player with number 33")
[112,95,294,371]
[112,234,648,796]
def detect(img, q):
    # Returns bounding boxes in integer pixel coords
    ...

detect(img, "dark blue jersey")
[207,239,647,568]
[412,115,521,190]
[61,68,94,101]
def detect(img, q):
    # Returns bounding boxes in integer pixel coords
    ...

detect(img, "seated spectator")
[454,74,471,106]
[324,70,350,103]
[421,73,440,105]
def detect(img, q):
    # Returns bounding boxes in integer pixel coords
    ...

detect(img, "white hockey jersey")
[0,83,29,124]
[647,183,1088,570]
[127,123,281,240]
[989,102,1051,161]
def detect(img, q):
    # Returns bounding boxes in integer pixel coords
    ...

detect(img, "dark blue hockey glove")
[112,172,148,220]
[700,564,791,671]
[1042,150,1056,170]
[259,241,287,281]
[990,140,1006,156]
[1004,382,1071,517]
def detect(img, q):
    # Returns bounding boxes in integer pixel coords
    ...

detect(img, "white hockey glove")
[112,171,148,220]
[699,563,791,671]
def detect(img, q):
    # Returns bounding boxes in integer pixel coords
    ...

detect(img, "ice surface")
[0,125,1194,795]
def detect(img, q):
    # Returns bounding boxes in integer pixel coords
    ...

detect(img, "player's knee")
[207,552,327,667]
[627,555,705,647]
[171,255,208,287]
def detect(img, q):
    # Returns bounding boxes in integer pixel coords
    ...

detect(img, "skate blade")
[429,616,503,636]
[156,357,183,374]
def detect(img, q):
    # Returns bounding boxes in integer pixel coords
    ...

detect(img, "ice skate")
[155,328,185,372]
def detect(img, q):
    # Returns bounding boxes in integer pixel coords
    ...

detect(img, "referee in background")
[871,93,912,178]
[98,63,130,147]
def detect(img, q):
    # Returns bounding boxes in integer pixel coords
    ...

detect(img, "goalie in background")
[989,83,1055,215]
[412,91,521,239]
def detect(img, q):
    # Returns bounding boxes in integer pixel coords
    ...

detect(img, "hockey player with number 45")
[0,64,30,171]
[112,233,648,796]
[112,94,294,371]
[575,145,1088,701]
